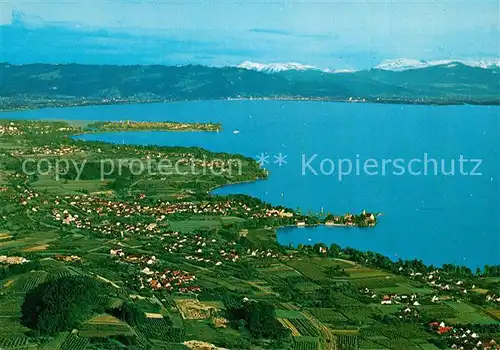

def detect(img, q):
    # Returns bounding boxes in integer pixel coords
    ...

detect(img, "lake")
[3,100,499,268]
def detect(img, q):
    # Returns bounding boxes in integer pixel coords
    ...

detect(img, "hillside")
[0,62,499,110]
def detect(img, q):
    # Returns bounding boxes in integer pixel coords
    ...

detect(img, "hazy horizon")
[1,1,499,70]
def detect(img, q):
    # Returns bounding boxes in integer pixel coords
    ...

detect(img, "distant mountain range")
[374,58,500,71]
[237,59,500,73]
[0,61,499,110]
[237,61,321,73]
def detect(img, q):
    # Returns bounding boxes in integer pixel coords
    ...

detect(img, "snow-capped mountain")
[237,58,500,74]
[237,61,358,74]
[327,68,357,74]
[375,58,500,71]
[237,61,320,73]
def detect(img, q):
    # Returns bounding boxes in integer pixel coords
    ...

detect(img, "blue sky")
[0,0,498,70]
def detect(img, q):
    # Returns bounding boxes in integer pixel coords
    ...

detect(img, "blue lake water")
[3,100,499,268]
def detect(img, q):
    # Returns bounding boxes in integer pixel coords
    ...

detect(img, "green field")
[372,283,434,296]
[31,177,105,196]
[285,259,329,282]
[183,320,241,345]
[292,336,320,350]
[168,218,222,232]
[444,301,498,324]
[276,309,305,319]
[307,308,348,325]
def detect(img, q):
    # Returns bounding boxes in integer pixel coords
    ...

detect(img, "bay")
[3,100,499,268]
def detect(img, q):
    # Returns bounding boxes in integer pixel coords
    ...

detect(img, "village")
[45,192,298,234]
[428,322,499,350]
[107,232,287,293]
[323,210,378,227]
[0,119,498,350]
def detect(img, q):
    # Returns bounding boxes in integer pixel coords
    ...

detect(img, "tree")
[329,244,341,257]
[21,276,106,335]
[313,243,328,255]
[107,301,146,326]
[226,300,290,340]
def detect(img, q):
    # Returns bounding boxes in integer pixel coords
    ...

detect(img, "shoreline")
[278,222,377,230]
[72,128,220,139]
[210,180,378,229]
[72,128,381,250]
[2,118,490,269]
[209,177,268,195]
[2,96,500,113]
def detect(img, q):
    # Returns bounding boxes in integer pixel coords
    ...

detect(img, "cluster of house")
[109,246,210,292]
[54,255,81,262]
[13,145,83,156]
[323,210,377,227]
[485,294,500,303]
[110,249,200,292]
[56,195,208,218]
[110,249,158,265]
[21,187,289,281]
[0,123,24,136]
[0,121,80,138]
[50,196,164,236]
[161,231,203,253]
[265,208,294,218]
[361,286,463,310]
[18,189,64,215]
[361,288,422,306]
[52,208,88,228]
[361,210,377,224]
[22,123,69,135]
[101,146,197,164]
[397,267,487,299]
[429,322,499,349]
[245,248,281,259]
[49,195,295,238]
[212,317,229,328]
[110,229,283,270]
[173,157,241,171]
[184,247,239,265]
[18,189,40,206]
[0,256,29,264]
[157,232,230,262]
[397,306,420,320]
[427,273,475,295]
[162,232,285,265]
[380,293,421,306]
[417,271,500,304]
[139,268,200,293]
